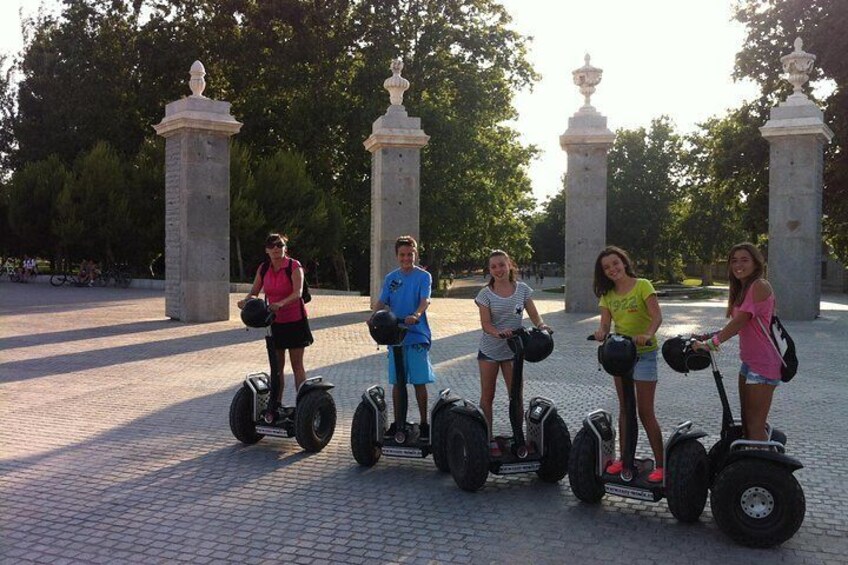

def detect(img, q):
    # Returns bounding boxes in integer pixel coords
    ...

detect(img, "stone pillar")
[760,39,833,320]
[559,55,616,313]
[364,59,429,303]
[153,61,242,322]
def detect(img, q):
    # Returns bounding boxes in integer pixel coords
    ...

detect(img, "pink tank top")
[733,285,780,380]
[261,258,306,324]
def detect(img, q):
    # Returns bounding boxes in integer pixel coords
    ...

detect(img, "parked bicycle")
[50,270,84,287]
[99,264,132,288]
[3,261,23,283]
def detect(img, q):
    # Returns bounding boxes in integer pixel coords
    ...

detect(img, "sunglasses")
[266,242,285,249]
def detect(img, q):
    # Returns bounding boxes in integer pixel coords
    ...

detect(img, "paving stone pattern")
[2,283,847,564]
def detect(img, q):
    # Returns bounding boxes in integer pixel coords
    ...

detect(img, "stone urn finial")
[384,58,410,107]
[573,53,603,110]
[780,37,815,102]
[189,60,207,98]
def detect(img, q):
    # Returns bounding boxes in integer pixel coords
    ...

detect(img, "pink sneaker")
[648,467,664,483]
[605,459,623,474]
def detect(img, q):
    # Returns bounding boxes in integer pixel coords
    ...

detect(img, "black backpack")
[756,314,798,382]
[259,259,312,304]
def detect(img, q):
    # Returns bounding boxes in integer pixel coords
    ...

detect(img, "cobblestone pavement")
[2,282,847,564]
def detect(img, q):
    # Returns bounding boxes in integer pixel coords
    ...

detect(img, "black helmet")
[241,298,274,328]
[662,336,711,373]
[598,335,638,376]
[368,309,406,345]
[508,328,554,362]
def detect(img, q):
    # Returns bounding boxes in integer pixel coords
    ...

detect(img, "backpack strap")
[755,316,787,368]
[283,258,307,319]
[256,260,271,292]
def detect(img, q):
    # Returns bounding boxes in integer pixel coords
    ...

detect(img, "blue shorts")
[633,350,658,382]
[740,363,780,386]
[388,344,437,385]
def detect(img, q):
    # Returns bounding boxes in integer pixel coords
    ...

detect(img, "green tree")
[675,105,768,284]
[14,2,146,167]
[11,0,538,288]
[54,142,129,262]
[230,142,264,281]
[7,156,69,259]
[734,0,848,262]
[125,137,165,270]
[531,182,565,265]
[0,54,15,179]
[252,149,342,273]
[607,117,684,279]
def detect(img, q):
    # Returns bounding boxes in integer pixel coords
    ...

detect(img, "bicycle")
[50,270,84,287]
[99,264,131,288]
[3,263,22,283]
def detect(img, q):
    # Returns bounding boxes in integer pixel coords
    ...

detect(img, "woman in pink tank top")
[237,233,313,415]
[694,243,780,441]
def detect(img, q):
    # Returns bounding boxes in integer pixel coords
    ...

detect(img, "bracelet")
[707,334,720,351]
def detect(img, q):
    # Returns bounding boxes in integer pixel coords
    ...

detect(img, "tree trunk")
[235,237,245,282]
[424,248,442,291]
[701,262,714,286]
[332,251,349,291]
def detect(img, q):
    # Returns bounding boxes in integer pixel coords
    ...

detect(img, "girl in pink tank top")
[694,243,780,441]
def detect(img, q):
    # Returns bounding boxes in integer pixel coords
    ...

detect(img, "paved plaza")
[1,282,847,564]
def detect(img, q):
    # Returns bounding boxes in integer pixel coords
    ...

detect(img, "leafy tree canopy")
[734,0,848,262]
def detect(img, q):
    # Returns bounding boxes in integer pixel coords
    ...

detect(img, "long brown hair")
[487,250,517,288]
[593,246,637,297]
[726,242,766,317]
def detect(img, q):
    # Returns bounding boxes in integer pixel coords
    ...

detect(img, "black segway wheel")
[536,413,571,483]
[446,415,489,492]
[568,428,605,503]
[711,459,805,548]
[229,387,264,445]
[49,274,65,287]
[350,401,381,466]
[294,390,336,452]
[431,410,453,473]
[665,439,709,522]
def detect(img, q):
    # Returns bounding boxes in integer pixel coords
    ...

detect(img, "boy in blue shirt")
[371,235,436,437]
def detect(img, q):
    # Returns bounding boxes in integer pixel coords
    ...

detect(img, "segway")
[229,298,336,452]
[446,327,571,492]
[568,334,709,522]
[350,310,461,470]
[662,335,804,547]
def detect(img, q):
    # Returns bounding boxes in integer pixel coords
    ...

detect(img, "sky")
[1,0,767,203]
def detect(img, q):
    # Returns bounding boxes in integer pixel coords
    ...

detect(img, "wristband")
[708,334,720,351]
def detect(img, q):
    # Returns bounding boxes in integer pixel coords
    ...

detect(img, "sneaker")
[418,423,430,439]
[605,459,623,474]
[489,441,502,458]
[648,467,664,483]
[386,422,397,438]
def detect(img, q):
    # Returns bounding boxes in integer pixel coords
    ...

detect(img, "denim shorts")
[388,344,437,385]
[477,350,510,363]
[633,350,658,382]
[740,363,780,386]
